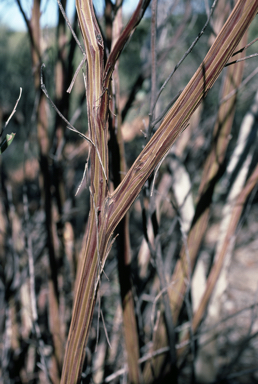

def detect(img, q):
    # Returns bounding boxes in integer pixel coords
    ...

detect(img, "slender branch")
[225,52,258,66]
[232,36,258,56]
[100,310,112,349]
[102,0,151,92]
[67,56,87,93]
[15,0,41,63]
[220,67,258,104]
[56,0,88,95]
[3,87,22,132]
[40,64,107,182]
[121,0,192,122]
[150,90,182,130]
[23,185,53,384]
[41,67,90,142]
[191,163,258,339]
[155,238,178,380]
[149,0,158,129]
[75,161,88,196]
[225,366,258,381]
[105,346,170,382]
[57,0,85,55]
[151,0,218,113]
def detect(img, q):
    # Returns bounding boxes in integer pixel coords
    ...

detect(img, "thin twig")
[95,293,101,351]
[57,0,87,94]
[224,366,258,381]
[104,346,170,382]
[199,301,258,336]
[67,55,87,93]
[152,241,178,378]
[150,123,189,196]
[100,309,112,349]
[121,0,191,123]
[40,65,90,142]
[16,0,41,62]
[16,0,30,28]
[218,329,258,381]
[139,193,154,254]
[142,168,178,375]
[152,0,218,113]
[157,0,181,31]
[57,0,85,54]
[75,161,88,196]
[23,187,53,384]
[173,198,196,376]
[232,36,258,57]
[150,90,182,129]
[220,67,258,104]
[225,53,258,67]
[175,301,258,351]
[151,281,176,330]
[203,0,216,38]
[150,151,169,197]
[2,307,11,379]
[40,64,107,182]
[149,0,158,135]
[2,87,22,134]
[236,181,258,238]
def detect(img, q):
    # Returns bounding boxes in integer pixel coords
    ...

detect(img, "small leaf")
[0,133,16,155]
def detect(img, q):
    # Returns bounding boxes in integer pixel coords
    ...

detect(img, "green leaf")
[0,133,16,155]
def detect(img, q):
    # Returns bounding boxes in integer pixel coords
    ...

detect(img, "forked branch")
[61,1,258,383]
